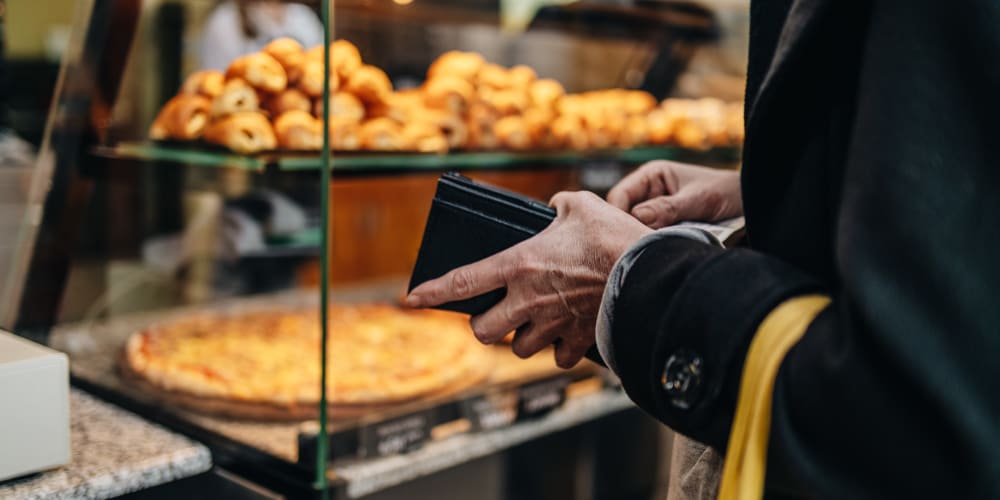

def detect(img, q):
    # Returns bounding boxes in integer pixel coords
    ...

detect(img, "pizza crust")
[119,353,490,421]
[121,304,494,420]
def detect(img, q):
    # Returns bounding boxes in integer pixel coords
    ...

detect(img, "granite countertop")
[0,389,212,500]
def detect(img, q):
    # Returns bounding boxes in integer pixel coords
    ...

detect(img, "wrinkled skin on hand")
[406,191,652,368]
[607,160,743,228]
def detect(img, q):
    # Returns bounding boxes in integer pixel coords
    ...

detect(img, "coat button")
[661,349,704,410]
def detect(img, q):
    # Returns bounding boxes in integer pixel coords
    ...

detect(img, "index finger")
[406,250,510,308]
[607,168,659,211]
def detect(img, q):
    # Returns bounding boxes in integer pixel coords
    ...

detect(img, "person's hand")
[406,191,653,368]
[607,160,742,228]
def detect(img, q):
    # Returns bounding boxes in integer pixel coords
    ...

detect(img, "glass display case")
[5,0,746,497]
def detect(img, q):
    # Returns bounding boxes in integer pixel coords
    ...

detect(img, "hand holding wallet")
[408,172,556,315]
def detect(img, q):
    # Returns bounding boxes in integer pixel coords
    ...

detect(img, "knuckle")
[637,160,662,174]
[701,189,722,210]
[519,257,546,276]
[553,347,573,369]
[503,259,526,282]
[512,341,533,359]
[469,317,491,343]
[579,191,602,204]
[501,304,520,327]
[643,159,673,174]
[450,269,475,296]
[524,300,544,319]
[653,198,678,219]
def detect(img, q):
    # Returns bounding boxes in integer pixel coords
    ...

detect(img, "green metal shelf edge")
[94,143,268,170]
[94,143,741,172]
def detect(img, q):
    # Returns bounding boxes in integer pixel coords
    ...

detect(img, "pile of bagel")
[150,40,744,154]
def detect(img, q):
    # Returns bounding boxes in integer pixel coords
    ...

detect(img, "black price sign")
[461,391,518,432]
[517,377,569,420]
[360,411,431,458]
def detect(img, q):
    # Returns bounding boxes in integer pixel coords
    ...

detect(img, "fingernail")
[404,293,422,307]
[633,206,654,224]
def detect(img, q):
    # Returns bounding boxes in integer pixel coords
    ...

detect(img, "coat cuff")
[595,226,722,376]
[614,245,823,449]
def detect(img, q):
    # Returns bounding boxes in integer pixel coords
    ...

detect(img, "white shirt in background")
[198,1,324,71]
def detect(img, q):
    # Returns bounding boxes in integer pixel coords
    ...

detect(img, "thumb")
[630,193,702,229]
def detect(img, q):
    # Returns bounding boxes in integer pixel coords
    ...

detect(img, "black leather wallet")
[408,172,556,315]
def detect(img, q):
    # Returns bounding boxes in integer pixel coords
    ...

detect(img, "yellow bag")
[717,295,831,500]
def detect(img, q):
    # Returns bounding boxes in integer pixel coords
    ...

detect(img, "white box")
[0,331,70,481]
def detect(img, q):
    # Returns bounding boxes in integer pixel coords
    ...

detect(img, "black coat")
[609,1,1000,498]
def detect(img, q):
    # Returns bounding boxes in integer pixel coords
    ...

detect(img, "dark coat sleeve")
[610,2,1000,498]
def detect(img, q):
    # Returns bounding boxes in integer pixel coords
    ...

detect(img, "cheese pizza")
[122,304,492,420]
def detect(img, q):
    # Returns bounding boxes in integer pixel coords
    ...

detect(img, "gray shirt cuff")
[595,225,724,376]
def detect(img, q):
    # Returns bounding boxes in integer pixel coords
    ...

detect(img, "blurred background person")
[199,0,323,71]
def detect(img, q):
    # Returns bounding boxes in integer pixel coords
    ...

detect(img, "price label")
[517,377,569,420]
[461,391,518,431]
[360,411,431,458]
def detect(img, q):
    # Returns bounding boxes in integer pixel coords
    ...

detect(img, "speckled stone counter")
[0,389,212,500]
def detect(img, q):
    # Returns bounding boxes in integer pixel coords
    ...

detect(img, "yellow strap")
[717,295,831,500]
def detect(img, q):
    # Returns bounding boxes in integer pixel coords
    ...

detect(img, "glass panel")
[5,0,747,496]
[12,0,334,492]
[319,0,745,496]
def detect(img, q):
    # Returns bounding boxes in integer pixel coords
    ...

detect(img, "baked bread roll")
[418,110,467,149]
[725,102,745,145]
[694,98,729,146]
[344,65,392,105]
[264,88,312,117]
[617,115,649,148]
[378,89,425,122]
[493,116,532,151]
[423,76,475,115]
[624,90,657,115]
[646,109,676,144]
[480,89,529,116]
[333,92,366,121]
[556,94,586,117]
[522,108,553,145]
[477,63,510,90]
[203,112,277,154]
[550,115,589,151]
[296,58,337,98]
[149,95,212,140]
[602,112,627,139]
[465,103,499,150]
[225,52,288,94]
[402,122,449,153]
[366,90,422,123]
[331,39,363,80]
[587,123,615,150]
[673,119,710,150]
[507,65,537,89]
[359,118,404,151]
[316,92,367,122]
[427,51,485,81]
[329,117,361,150]
[263,38,306,84]
[274,110,322,151]
[180,71,225,98]
[211,78,260,117]
[529,78,565,109]
[465,120,498,150]
[305,40,363,77]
